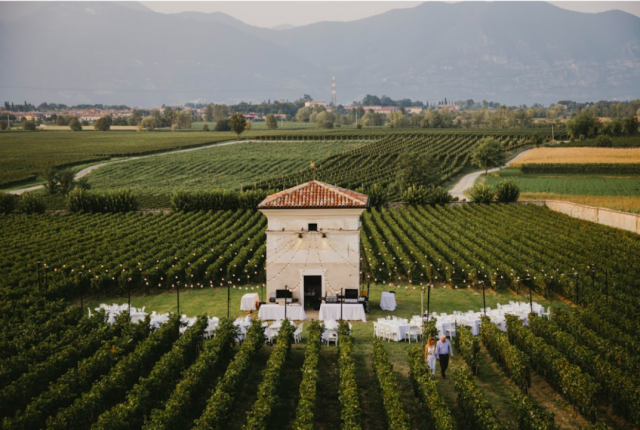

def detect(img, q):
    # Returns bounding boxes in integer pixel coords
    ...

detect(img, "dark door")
[304,276,322,310]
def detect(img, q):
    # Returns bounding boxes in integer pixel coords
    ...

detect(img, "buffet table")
[258,304,306,321]
[318,303,366,322]
[380,292,397,311]
[240,293,260,311]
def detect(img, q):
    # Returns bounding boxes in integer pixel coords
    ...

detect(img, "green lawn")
[82,283,564,329]
[479,168,640,196]
[86,139,368,207]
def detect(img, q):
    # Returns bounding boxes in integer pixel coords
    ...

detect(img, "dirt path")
[449,149,532,200]
[6,139,256,195]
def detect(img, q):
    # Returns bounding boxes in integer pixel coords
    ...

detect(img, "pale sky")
[140,1,640,28]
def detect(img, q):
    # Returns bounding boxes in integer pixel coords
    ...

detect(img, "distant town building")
[304,100,328,109]
[362,106,397,114]
[243,113,259,122]
[436,104,460,111]
[404,106,423,114]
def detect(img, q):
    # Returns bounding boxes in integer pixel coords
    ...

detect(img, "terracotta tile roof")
[258,181,369,209]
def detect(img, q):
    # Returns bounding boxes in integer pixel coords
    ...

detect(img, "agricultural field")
[481,168,640,196]
[481,145,640,213]
[87,139,368,208]
[1,204,639,429]
[510,147,640,165]
[0,132,242,188]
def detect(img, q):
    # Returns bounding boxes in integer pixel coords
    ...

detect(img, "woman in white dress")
[425,337,437,375]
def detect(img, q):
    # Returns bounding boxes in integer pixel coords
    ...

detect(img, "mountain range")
[1,1,639,107]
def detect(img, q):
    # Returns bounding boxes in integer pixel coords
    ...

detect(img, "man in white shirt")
[435,334,454,378]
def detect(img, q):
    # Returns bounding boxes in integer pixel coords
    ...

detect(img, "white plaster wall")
[260,208,365,304]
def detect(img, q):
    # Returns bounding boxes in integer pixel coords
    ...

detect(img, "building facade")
[258,181,369,309]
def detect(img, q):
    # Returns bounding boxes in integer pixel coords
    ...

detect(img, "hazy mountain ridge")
[0,1,638,106]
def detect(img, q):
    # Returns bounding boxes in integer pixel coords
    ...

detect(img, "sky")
[141,1,640,28]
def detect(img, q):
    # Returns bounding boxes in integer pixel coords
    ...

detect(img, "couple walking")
[425,335,454,378]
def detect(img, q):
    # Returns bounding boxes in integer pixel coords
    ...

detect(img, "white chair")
[373,322,380,338]
[378,323,388,341]
[325,329,338,346]
[237,326,247,342]
[87,307,93,318]
[405,326,419,343]
[294,324,303,343]
[416,324,424,340]
[268,327,280,344]
[446,323,457,338]
[384,324,397,342]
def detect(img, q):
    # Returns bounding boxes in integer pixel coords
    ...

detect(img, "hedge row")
[170,189,273,212]
[47,316,181,430]
[292,320,323,430]
[454,325,480,375]
[407,347,456,430]
[143,319,237,430]
[243,319,295,430]
[520,163,640,175]
[453,366,507,430]
[372,339,411,430]
[67,188,139,213]
[193,319,266,430]
[338,322,361,430]
[92,316,208,430]
[480,317,530,393]
[505,315,599,420]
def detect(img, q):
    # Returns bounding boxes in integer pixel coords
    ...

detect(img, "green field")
[87,139,367,207]
[0,131,244,187]
[480,168,640,196]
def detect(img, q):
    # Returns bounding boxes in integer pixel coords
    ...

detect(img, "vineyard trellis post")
[480,280,486,316]
[44,264,48,304]
[526,276,532,314]
[284,284,288,320]
[127,277,131,319]
[227,281,231,319]
[426,284,431,321]
[36,260,41,299]
[177,280,181,315]
[79,271,84,311]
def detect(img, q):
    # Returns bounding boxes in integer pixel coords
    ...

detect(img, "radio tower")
[331,75,336,106]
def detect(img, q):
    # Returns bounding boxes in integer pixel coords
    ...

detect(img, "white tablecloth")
[319,304,366,322]
[380,321,412,341]
[380,292,397,311]
[258,304,306,321]
[240,293,260,311]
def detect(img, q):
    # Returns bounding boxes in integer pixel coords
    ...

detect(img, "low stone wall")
[544,200,640,235]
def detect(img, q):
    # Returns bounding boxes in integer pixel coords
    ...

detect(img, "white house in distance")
[257,181,369,310]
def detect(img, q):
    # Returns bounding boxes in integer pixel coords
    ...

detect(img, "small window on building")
[308,223,318,232]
